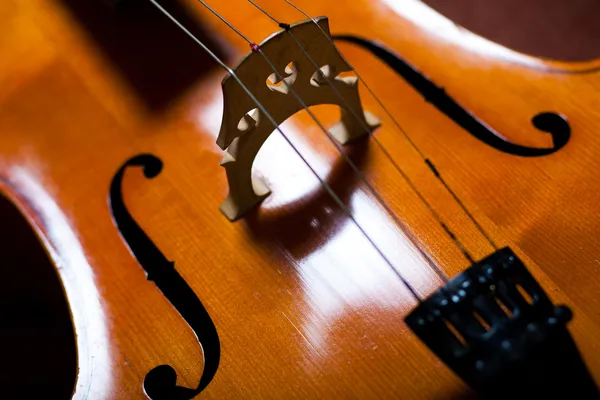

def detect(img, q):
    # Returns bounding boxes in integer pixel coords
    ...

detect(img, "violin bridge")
[405,247,599,398]
[216,17,380,221]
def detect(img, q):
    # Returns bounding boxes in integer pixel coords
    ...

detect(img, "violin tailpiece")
[405,247,599,398]
[216,17,380,221]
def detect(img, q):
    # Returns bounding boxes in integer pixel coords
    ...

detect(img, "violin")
[1,0,600,398]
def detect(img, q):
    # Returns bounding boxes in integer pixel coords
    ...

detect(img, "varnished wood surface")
[1,0,600,398]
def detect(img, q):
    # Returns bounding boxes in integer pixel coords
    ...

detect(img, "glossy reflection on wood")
[1,0,600,398]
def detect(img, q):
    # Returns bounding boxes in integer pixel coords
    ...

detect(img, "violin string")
[194,0,449,279]
[146,0,424,301]
[248,0,474,272]
[244,1,477,272]
[283,0,498,252]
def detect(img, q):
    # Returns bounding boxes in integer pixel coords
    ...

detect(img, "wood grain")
[1,0,600,398]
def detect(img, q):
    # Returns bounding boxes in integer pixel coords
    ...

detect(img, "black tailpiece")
[405,247,598,399]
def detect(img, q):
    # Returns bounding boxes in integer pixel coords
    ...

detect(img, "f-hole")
[109,154,220,399]
[333,35,572,157]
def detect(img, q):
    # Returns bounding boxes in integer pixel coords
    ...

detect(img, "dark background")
[424,0,600,61]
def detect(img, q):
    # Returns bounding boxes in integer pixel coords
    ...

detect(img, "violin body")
[2,0,600,398]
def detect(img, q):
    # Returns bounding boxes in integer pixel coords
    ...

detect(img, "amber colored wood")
[2,0,600,398]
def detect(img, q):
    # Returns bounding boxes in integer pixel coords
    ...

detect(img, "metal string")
[281,0,498,251]
[193,0,448,279]
[146,0,424,301]
[247,0,475,265]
